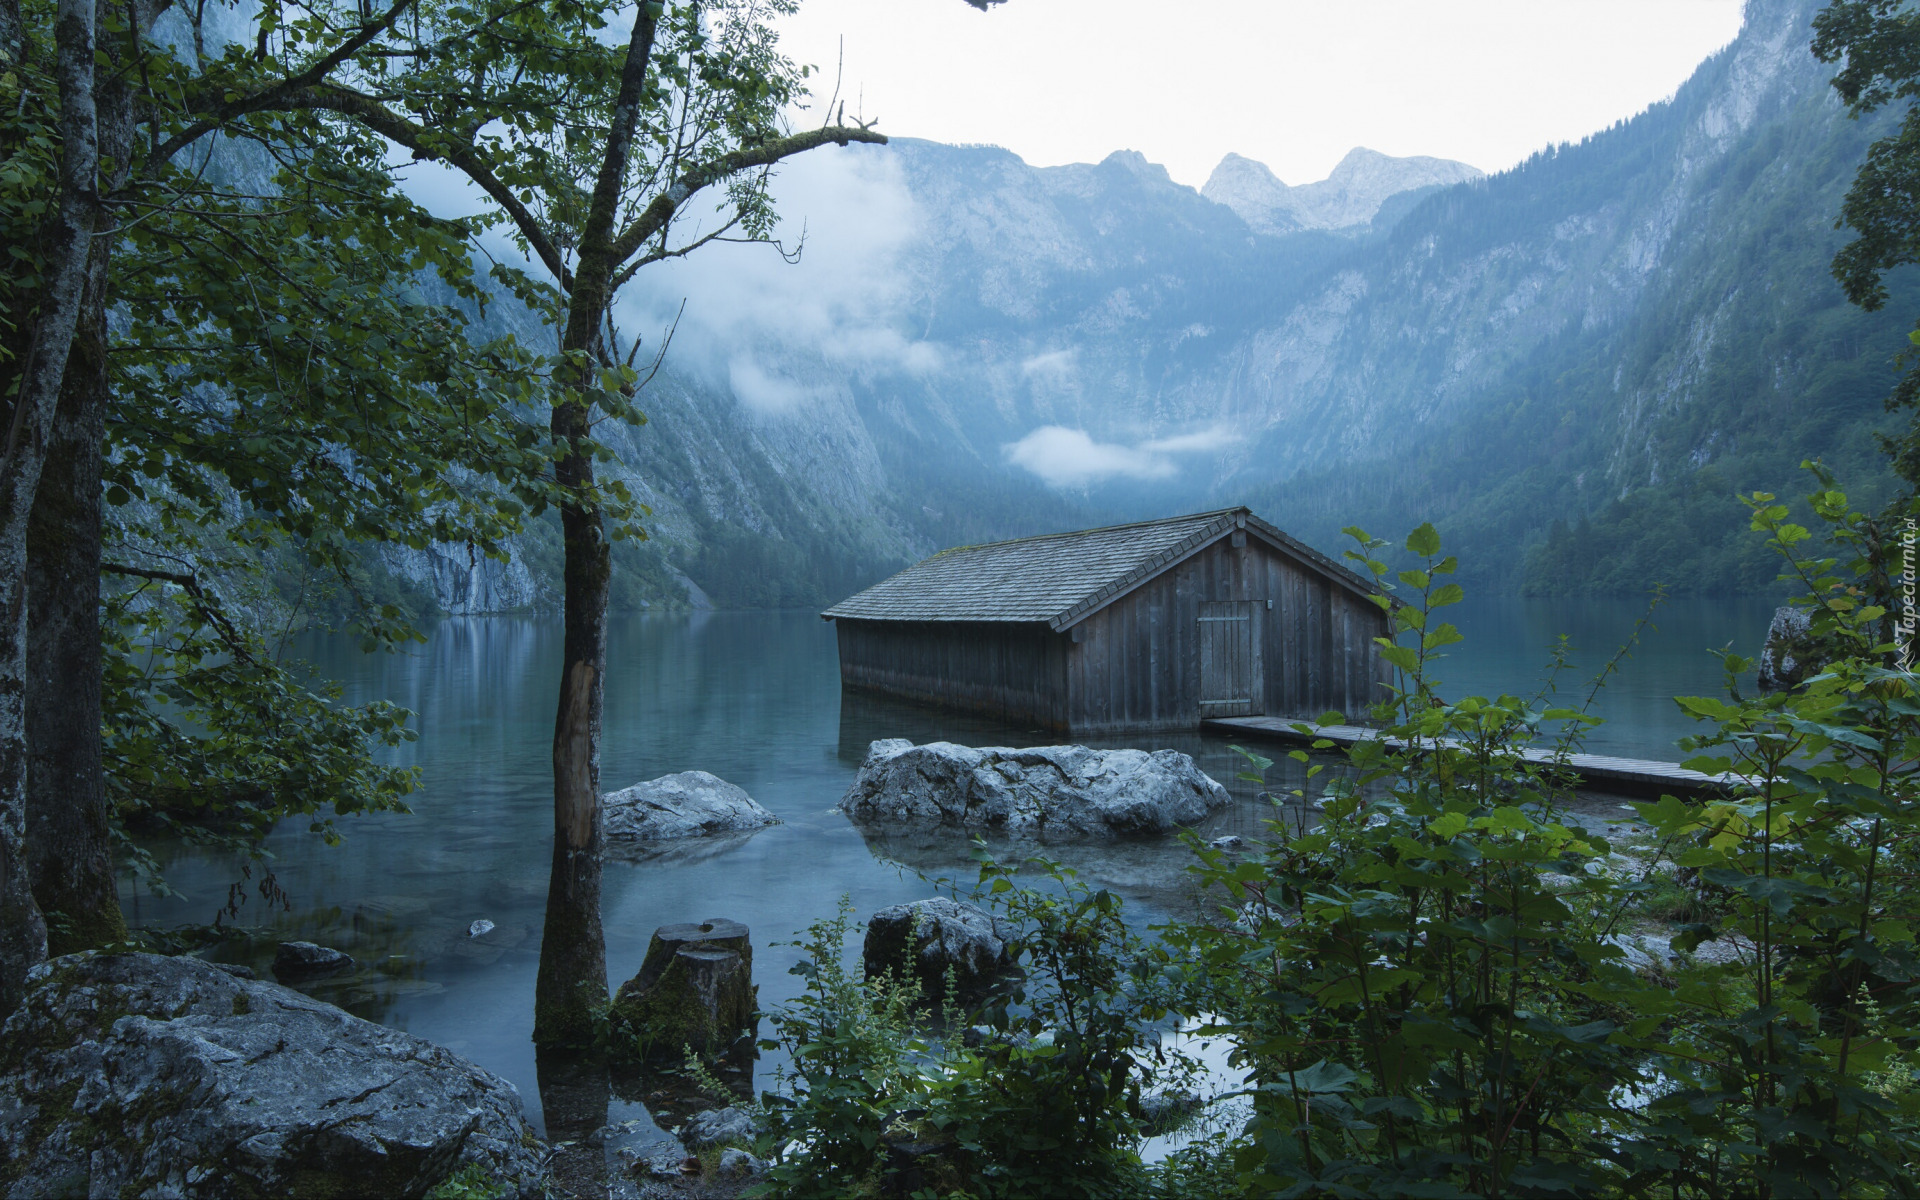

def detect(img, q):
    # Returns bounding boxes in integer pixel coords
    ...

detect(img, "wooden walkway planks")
[1202,716,1737,799]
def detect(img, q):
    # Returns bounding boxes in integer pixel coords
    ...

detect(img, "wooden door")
[1197,600,1260,717]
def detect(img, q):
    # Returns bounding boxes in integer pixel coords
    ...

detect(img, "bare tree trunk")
[0,0,98,1011]
[531,4,656,1049]
[533,460,612,1046]
[25,1,134,956]
[27,235,122,955]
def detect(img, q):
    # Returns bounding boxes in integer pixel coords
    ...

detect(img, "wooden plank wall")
[834,533,1392,738]
[1067,540,1257,736]
[1256,556,1392,723]
[1066,537,1392,735]
[835,618,1070,729]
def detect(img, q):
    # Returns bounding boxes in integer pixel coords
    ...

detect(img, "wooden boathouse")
[821,507,1393,736]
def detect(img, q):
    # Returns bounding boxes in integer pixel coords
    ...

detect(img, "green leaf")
[1406,522,1442,557]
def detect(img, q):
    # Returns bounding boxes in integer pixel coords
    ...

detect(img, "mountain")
[1201,148,1485,234]
[380,0,1904,614]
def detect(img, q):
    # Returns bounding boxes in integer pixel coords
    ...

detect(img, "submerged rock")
[611,920,756,1057]
[271,940,353,981]
[603,771,780,842]
[844,740,1230,836]
[0,952,548,1199]
[864,898,1011,993]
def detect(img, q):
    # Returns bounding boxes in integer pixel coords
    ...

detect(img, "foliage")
[762,895,934,1196]
[101,557,419,896]
[423,1162,515,1200]
[1164,509,1920,1197]
[1815,0,1920,484]
[765,863,1188,1198]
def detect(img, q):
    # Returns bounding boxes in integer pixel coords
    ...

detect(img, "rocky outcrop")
[843,740,1230,836]
[603,771,779,842]
[1758,606,1820,692]
[864,898,1012,993]
[0,952,548,1199]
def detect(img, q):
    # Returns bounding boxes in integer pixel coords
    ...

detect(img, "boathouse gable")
[822,508,1391,736]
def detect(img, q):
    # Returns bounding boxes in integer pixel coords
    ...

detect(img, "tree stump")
[611,919,755,1058]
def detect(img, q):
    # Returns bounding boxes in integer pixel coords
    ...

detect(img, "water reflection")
[114,595,1780,1138]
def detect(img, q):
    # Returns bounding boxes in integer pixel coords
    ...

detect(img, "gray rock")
[208,961,256,980]
[680,1106,761,1151]
[864,898,1011,993]
[1209,835,1245,850]
[1605,933,1680,975]
[0,952,548,1199]
[623,1137,691,1180]
[603,771,780,842]
[271,940,353,981]
[715,1148,765,1181]
[1759,606,1818,692]
[468,919,495,938]
[844,740,1230,836]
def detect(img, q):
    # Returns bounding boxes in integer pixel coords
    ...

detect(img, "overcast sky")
[772,0,1749,188]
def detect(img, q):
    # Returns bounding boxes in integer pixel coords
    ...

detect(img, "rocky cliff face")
[393,0,1886,606]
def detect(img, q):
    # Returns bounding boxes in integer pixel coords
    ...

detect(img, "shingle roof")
[822,507,1383,630]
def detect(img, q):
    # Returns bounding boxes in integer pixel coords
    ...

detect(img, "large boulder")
[843,740,1230,836]
[1758,606,1819,692]
[864,898,1011,993]
[0,952,548,1199]
[603,771,779,842]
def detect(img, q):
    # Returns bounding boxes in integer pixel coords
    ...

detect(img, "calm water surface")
[118,592,1782,1132]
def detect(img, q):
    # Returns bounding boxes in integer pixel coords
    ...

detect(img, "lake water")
[117,592,1782,1141]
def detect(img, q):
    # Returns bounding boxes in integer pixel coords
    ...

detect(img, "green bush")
[770,482,1920,1197]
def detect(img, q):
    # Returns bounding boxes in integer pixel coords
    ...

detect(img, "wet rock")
[864,898,1011,993]
[468,919,495,938]
[271,940,353,981]
[1138,1089,1203,1135]
[0,952,548,1199]
[611,920,756,1058]
[681,1106,762,1150]
[603,771,780,842]
[1759,606,1819,692]
[623,1138,689,1181]
[1209,835,1245,850]
[845,740,1230,836]
[715,1148,765,1181]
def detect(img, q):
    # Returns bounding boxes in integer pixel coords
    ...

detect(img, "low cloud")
[1141,427,1237,454]
[1003,424,1239,488]
[610,144,941,401]
[728,359,819,415]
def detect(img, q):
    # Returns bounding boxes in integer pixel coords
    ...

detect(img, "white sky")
[773,0,1750,188]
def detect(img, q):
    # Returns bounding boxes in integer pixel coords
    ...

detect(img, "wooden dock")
[1202,716,1737,799]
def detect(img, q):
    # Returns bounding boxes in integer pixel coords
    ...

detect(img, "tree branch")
[144,0,418,173]
[284,83,571,288]
[102,563,256,664]
[606,124,887,271]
